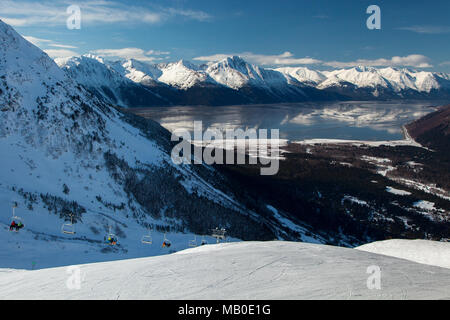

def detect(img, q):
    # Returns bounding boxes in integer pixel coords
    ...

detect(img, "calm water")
[132,101,441,142]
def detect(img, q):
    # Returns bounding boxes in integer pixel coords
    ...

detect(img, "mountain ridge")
[56,54,450,107]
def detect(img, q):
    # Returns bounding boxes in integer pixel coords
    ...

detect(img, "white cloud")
[91,47,165,62]
[246,52,322,66]
[323,55,433,68]
[23,35,53,46]
[194,54,232,62]
[165,8,212,22]
[194,52,433,69]
[194,52,321,66]
[146,50,171,56]
[23,35,78,51]
[0,0,212,27]
[398,26,450,34]
[44,48,79,59]
[0,17,30,26]
[49,43,78,49]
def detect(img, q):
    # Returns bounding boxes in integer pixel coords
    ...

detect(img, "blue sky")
[1,0,450,71]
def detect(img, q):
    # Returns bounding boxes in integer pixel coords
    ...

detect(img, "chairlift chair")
[61,214,76,235]
[212,228,226,243]
[104,226,118,246]
[9,205,24,232]
[162,233,171,248]
[189,236,197,247]
[141,228,153,245]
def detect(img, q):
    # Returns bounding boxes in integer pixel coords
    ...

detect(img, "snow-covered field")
[0,241,449,300]
[357,239,450,269]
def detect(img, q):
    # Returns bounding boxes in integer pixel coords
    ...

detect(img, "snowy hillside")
[1,241,449,300]
[0,19,330,270]
[56,53,450,107]
[318,66,450,94]
[357,239,450,269]
[55,55,168,107]
[206,56,294,90]
[157,60,214,89]
[275,66,326,86]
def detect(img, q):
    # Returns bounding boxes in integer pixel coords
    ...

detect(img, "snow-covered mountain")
[0,19,331,268]
[275,66,326,86]
[55,55,168,108]
[206,56,291,90]
[1,241,449,299]
[56,54,450,107]
[58,55,338,107]
[315,66,450,99]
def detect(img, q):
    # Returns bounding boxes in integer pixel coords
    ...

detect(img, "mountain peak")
[82,53,105,63]
[352,65,376,73]
[220,55,248,68]
[174,59,198,70]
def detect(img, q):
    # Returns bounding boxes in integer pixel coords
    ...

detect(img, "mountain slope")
[57,56,337,106]
[0,19,330,268]
[405,104,450,151]
[55,55,170,108]
[316,67,450,99]
[57,53,450,107]
[1,241,449,300]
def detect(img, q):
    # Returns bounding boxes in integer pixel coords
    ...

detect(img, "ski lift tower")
[211,228,226,244]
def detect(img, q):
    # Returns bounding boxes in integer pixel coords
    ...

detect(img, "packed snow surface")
[1,241,449,300]
[357,240,450,269]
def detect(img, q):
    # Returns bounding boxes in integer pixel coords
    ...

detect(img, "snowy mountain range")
[1,19,334,269]
[56,54,450,107]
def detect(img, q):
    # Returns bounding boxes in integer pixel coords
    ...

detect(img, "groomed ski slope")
[357,239,450,269]
[1,241,449,300]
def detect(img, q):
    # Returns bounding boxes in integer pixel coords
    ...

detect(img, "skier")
[9,221,24,232]
[16,221,24,231]
[106,236,116,245]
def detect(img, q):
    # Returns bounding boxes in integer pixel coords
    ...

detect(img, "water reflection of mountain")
[129,101,438,142]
